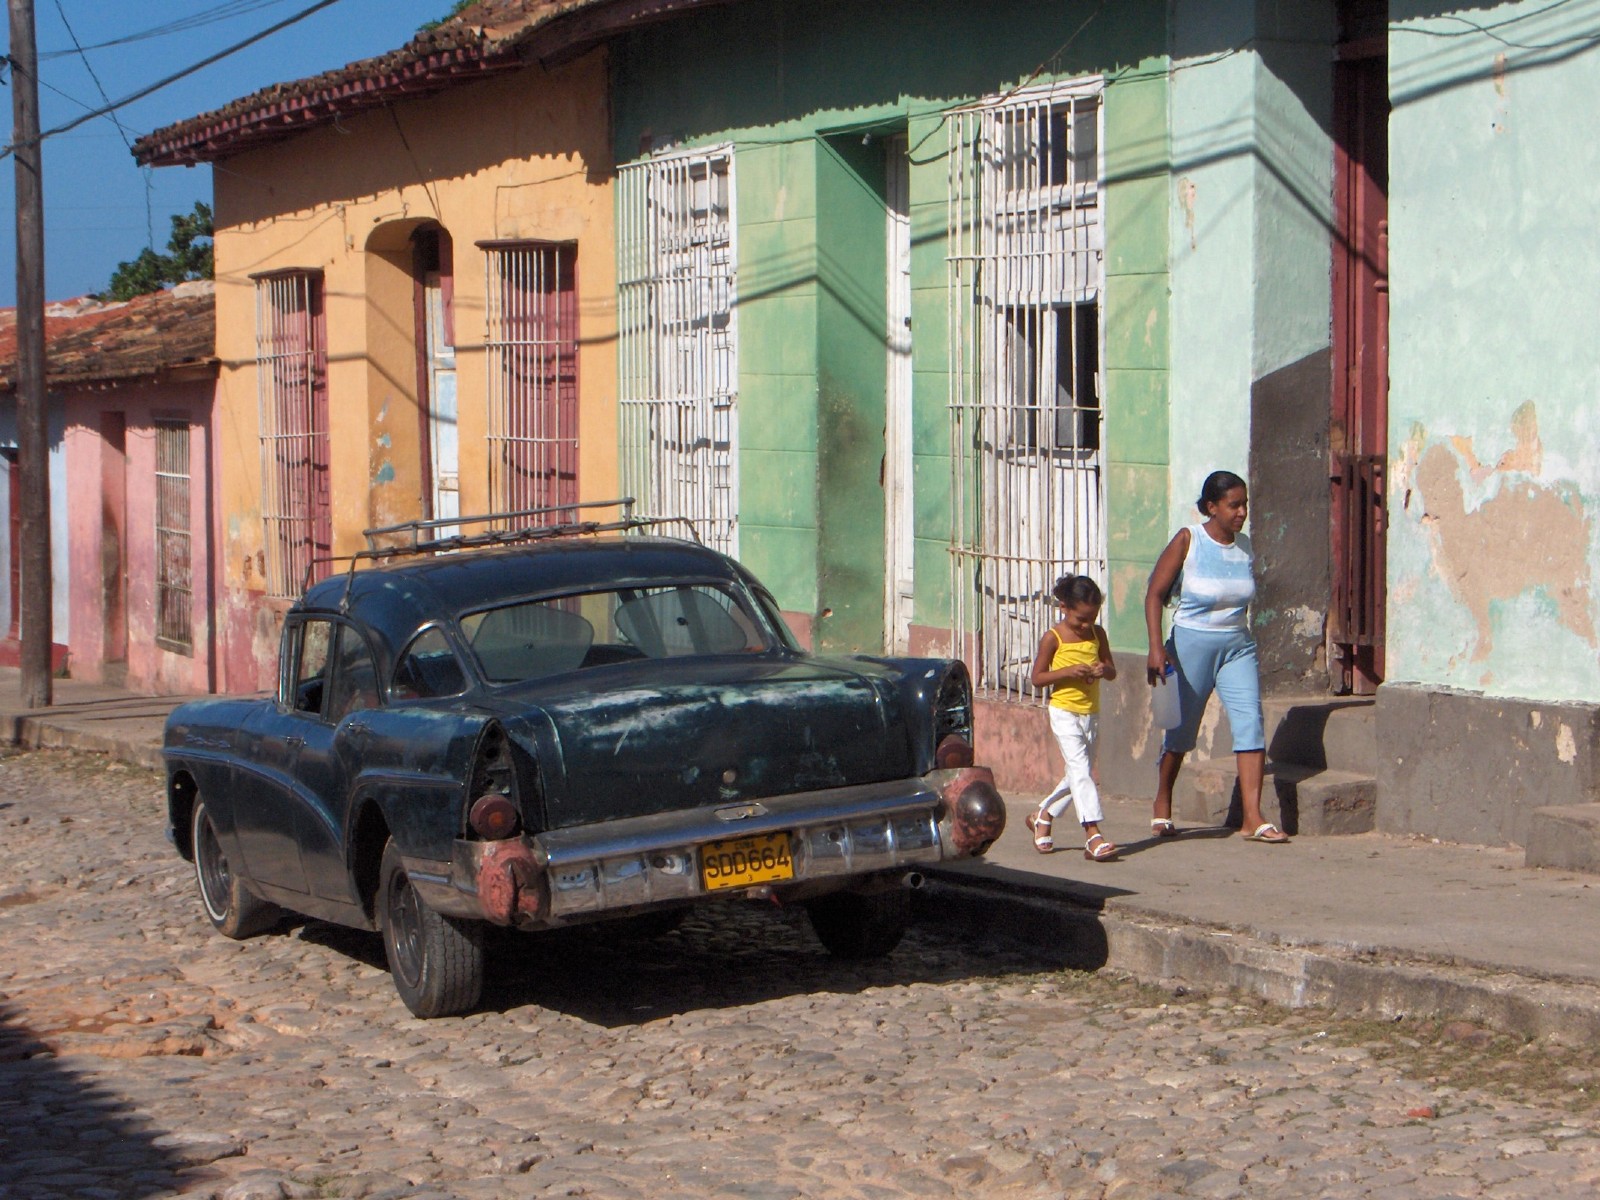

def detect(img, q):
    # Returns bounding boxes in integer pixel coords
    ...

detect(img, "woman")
[1144,470,1288,843]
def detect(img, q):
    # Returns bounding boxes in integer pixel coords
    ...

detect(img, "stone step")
[1525,804,1600,873]
[1173,760,1376,837]
[1263,696,1376,773]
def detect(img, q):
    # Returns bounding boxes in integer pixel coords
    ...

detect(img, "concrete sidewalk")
[5,669,1599,1041]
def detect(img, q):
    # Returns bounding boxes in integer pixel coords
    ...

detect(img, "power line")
[38,0,302,60]
[50,0,156,249]
[1,0,348,160]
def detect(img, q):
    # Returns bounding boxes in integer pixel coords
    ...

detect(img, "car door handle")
[285,734,305,749]
[347,720,370,738]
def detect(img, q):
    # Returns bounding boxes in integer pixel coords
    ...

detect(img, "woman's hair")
[1052,574,1103,608]
[1197,469,1247,514]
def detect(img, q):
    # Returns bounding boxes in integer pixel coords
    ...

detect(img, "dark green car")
[165,520,1005,1017]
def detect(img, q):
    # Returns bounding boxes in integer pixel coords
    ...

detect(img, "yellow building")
[135,7,620,690]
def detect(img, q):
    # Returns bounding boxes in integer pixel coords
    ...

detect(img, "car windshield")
[460,582,775,684]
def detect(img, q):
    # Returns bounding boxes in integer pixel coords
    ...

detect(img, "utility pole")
[9,0,52,707]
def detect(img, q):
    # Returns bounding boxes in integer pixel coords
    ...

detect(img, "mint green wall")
[615,0,1173,653]
[736,139,822,618]
[1102,71,1172,650]
[1386,0,1600,700]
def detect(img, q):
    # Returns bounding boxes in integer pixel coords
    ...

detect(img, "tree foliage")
[104,202,214,302]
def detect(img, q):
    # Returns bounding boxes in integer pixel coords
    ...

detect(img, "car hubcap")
[196,816,231,919]
[388,871,424,987]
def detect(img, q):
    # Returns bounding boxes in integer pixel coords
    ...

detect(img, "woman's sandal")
[1024,809,1054,853]
[1151,817,1178,838]
[1084,832,1119,862]
[1244,822,1290,844]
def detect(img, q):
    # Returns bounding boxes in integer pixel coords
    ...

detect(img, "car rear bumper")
[402,766,1004,926]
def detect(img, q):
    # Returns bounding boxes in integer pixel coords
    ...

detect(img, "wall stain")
[1415,405,1594,661]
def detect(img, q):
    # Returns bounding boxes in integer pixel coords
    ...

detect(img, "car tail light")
[935,733,975,769]
[470,793,520,839]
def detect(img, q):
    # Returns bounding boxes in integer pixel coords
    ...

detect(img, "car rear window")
[461,583,770,684]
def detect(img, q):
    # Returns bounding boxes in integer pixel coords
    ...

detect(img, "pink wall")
[65,376,217,695]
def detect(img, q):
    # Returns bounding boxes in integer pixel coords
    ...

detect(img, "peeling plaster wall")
[1387,1,1600,702]
[1375,1,1600,842]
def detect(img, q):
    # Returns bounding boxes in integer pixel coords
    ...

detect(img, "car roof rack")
[300,500,709,604]
[360,497,659,557]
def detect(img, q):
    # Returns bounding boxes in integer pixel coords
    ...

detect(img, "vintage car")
[164,507,1006,1017]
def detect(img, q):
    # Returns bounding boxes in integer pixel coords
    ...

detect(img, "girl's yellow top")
[1048,628,1101,714]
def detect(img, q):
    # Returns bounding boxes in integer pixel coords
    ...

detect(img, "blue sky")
[1,0,452,305]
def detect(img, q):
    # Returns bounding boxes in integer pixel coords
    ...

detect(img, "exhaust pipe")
[901,871,925,890]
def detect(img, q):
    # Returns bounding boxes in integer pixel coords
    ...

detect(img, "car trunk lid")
[502,657,910,827]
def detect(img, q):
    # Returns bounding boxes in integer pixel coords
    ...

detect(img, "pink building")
[0,283,218,693]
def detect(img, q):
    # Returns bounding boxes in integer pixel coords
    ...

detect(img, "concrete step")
[1525,804,1600,873]
[1174,760,1376,836]
[1263,696,1376,772]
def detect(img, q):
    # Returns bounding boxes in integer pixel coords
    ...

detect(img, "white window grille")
[618,146,738,554]
[254,271,331,599]
[948,80,1106,697]
[483,242,579,517]
[154,418,192,654]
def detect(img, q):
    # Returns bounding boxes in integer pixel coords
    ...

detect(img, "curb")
[0,715,164,771]
[917,872,1600,1044]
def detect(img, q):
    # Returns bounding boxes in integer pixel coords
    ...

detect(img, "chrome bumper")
[404,768,1003,925]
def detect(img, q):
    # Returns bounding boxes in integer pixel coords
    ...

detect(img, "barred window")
[482,242,579,517]
[618,146,738,554]
[254,271,331,598]
[949,81,1105,696]
[154,418,192,654]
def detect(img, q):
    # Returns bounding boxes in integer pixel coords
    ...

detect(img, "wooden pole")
[9,0,53,707]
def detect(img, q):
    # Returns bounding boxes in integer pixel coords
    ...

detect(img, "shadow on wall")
[0,1000,211,1195]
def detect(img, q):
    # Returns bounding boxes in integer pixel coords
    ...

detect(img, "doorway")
[414,229,458,536]
[1331,2,1389,694]
[101,411,128,680]
[884,133,914,654]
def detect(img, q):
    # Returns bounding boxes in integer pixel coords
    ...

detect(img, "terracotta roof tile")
[133,0,650,167]
[0,282,216,391]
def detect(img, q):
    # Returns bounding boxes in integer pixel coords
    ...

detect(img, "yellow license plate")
[700,831,795,891]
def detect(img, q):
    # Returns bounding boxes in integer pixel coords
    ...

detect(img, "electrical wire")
[50,0,157,249]
[37,0,303,61]
[1,0,347,160]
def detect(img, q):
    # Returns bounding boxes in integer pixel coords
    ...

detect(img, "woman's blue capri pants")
[1160,625,1265,755]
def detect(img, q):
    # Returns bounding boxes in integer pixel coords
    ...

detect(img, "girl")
[1143,470,1288,844]
[1025,574,1119,861]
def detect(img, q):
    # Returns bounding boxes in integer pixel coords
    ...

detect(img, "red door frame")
[1331,6,1390,694]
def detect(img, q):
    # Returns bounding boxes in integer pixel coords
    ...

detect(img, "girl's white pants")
[1041,707,1103,825]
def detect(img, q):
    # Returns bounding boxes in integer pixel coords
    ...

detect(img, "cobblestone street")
[2,749,1598,1200]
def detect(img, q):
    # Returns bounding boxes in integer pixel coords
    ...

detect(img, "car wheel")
[191,799,280,939]
[378,840,485,1019]
[805,888,911,960]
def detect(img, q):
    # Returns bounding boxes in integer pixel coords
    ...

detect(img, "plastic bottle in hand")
[1151,663,1182,729]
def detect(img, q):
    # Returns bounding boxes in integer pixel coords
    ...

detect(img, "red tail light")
[936,734,975,769]
[470,793,520,840]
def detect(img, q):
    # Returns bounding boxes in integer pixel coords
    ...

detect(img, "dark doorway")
[1331,0,1389,694]
[101,411,128,678]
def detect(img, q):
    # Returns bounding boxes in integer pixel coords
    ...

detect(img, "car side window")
[392,627,468,700]
[289,620,334,715]
[325,626,381,722]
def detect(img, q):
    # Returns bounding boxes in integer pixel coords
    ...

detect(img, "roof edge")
[134,0,739,168]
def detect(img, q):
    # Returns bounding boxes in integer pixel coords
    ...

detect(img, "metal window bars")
[484,242,580,522]
[154,417,193,654]
[255,271,331,599]
[948,80,1107,698]
[618,146,739,556]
